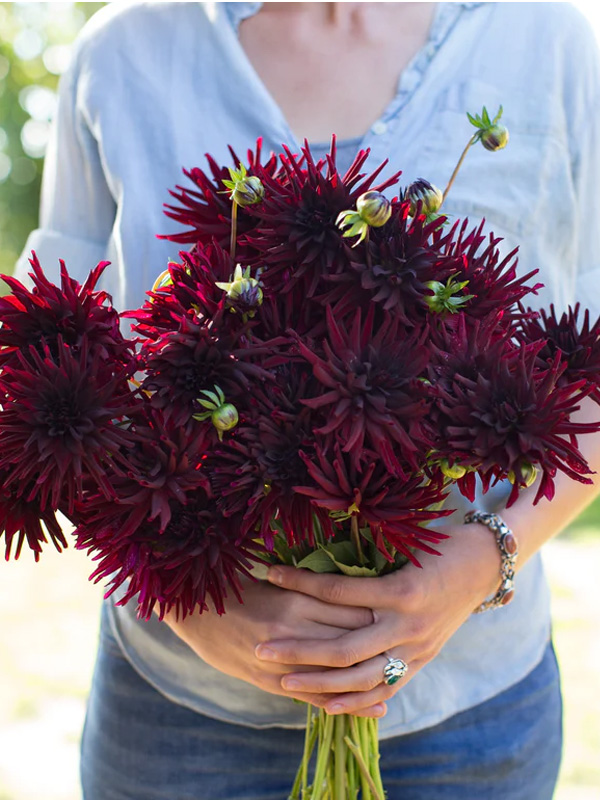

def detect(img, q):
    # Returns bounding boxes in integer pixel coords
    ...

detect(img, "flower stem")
[344,730,384,800]
[230,200,238,260]
[311,712,335,800]
[289,704,318,799]
[334,716,347,799]
[441,133,478,206]
[368,717,385,799]
[350,516,366,566]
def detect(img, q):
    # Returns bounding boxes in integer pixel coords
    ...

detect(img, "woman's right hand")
[163,577,387,718]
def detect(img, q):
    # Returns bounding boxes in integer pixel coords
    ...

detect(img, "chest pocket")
[419,78,574,243]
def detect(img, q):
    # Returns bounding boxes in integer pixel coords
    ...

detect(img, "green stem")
[311,712,335,800]
[440,133,478,207]
[289,704,317,800]
[344,733,384,800]
[334,716,347,800]
[350,717,371,800]
[230,200,238,260]
[368,718,385,799]
[350,516,366,566]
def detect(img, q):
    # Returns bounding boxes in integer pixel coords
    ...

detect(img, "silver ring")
[382,654,408,686]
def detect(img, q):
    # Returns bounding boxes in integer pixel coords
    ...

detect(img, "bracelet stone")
[464,510,518,613]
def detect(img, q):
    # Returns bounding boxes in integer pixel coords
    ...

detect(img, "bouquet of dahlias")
[2,106,600,800]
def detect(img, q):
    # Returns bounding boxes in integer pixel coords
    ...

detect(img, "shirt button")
[371,120,388,135]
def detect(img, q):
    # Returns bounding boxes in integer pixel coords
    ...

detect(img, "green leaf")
[332,561,379,578]
[482,106,491,126]
[492,105,504,124]
[295,549,340,573]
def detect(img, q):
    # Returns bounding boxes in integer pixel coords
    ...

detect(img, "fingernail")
[267,568,282,585]
[328,703,344,714]
[255,645,277,661]
[282,678,301,690]
[373,704,385,715]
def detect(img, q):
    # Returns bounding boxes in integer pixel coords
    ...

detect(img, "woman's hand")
[255,521,502,716]
[162,576,386,717]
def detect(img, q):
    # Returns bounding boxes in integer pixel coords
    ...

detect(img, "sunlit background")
[0,3,599,799]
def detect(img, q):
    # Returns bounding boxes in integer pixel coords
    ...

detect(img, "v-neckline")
[226,2,448,155]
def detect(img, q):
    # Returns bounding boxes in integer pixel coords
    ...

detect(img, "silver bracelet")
[464,510,518,613]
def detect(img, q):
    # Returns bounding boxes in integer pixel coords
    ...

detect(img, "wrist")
[465,510,518,613]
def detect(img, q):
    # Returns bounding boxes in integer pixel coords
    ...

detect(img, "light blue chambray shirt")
[15,1,600,737]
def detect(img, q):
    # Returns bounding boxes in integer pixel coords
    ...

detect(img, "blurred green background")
[0,3,599,800]
[0,2,103,276]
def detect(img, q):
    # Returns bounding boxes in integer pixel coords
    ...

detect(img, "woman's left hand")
[255,520,503,716]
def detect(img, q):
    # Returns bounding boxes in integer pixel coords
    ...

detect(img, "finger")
[256,622,393,668]
[305,598,374,629]
[268,566,395,608]
[280,653,398,695]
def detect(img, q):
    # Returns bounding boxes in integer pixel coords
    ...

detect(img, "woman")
[16,2,600,798]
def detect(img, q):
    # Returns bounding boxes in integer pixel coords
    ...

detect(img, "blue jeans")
[81,617,562,800]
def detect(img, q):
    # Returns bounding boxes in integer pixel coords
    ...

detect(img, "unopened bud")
[215,264,263,319]
[508,461,537,488]
[440,459,467,480]
[480,124,509,152]
[407,179,443,216]
[223,164,264,207]
[211,404,239,440]
[356,191,392,227]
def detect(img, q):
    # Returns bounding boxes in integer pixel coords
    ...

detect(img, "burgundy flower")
[0,338,140,514]
[323,203,463,325]
[295,444,451,565]
[210,367,335,548]
[297,305,432,476]
[161,139,277,261]
[440,219,542,323]
[128,245,245,341]
[0,473,67,560]
[248,143,401,299]
[518,304,600,403]
[433,338,598,505]
[137,313,268,428]
[76,489,261,620]
[0,253,135,370]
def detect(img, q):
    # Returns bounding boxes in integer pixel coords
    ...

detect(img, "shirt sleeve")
[13,38,116,286]
[571,21,600,318]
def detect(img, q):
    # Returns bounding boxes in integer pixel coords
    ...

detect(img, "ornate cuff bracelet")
[464,510,518,614]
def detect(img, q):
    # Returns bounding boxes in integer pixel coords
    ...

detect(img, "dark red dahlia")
[0,338,140,514]
[249,143,401,299]
[137,313,268,428]
[325,202,463,325]
[297,305,432,476]
[518,304,600,403]
[0,254,135,370]
[0,472,67,560]
[128,244,247,341]
[433,340,598,505]
[295,444,451,565]
[76,488,261,620]
[440,219,542,324]
[161,139,278,261]
[209,367,335,548]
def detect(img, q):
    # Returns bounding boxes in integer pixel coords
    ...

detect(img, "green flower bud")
[151,267,173,293]
[407,179,444,216]
[355,191,392,227]
[211,403,239,440]
[480,124,509,152]
[425,274,475,314]
[215,264,264,319]
[508,461,537,488]
[223,164,265,207]
[192,385,239,440]
[440,459,467,480]
[467,105,510,153]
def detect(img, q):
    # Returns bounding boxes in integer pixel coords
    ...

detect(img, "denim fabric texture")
[81,609,562,800]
